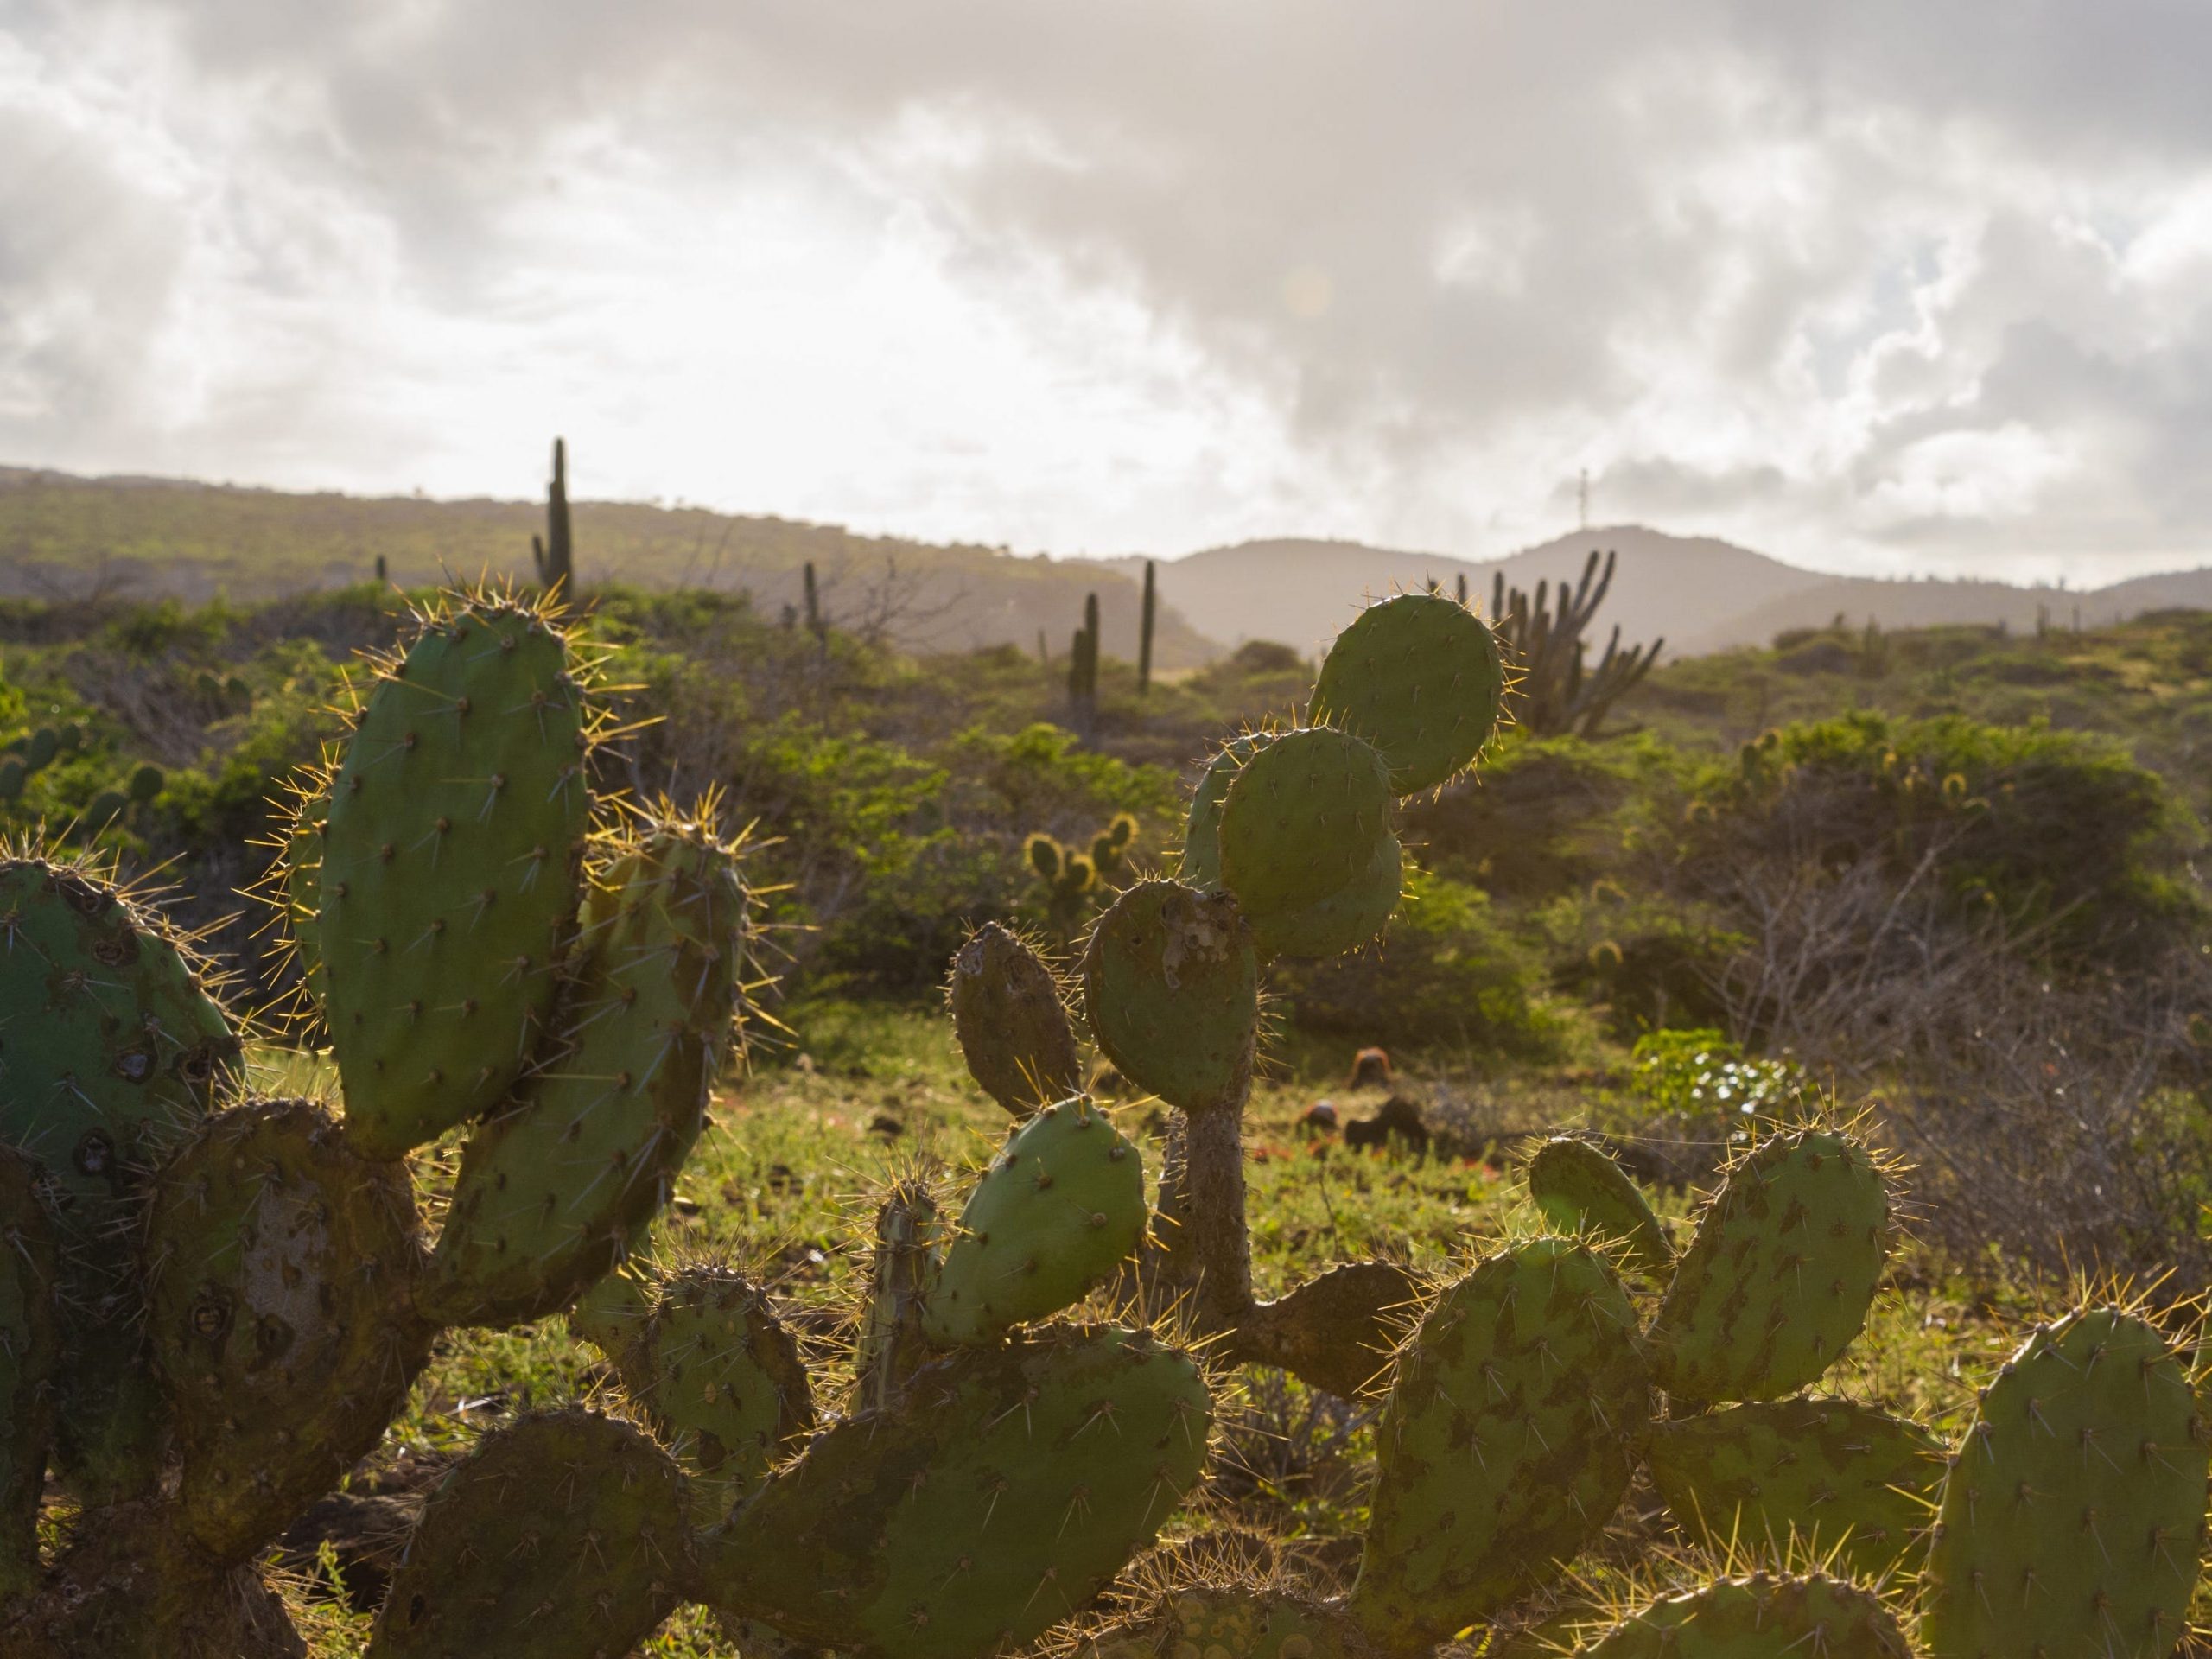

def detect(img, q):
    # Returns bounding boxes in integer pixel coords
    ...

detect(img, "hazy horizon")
[10,3,2212,586]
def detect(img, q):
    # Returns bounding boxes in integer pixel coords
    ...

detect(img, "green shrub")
[1687,711,2201,971]
[1616,1027,1813,1123]
[1269,866,1559,1058]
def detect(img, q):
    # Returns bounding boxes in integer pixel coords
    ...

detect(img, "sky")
[6,3,2212,584]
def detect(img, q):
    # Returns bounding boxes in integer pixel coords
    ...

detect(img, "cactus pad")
[1310,592,1504,794]
[368,1407,690,1658]
[618,1266,813,1522]
[1245,829,1403,961]
[1647,1399,1946,1579]
[1090,1585,1369,1659]
[1348,1238,1649,1649]
[853,1179,942,1413]
[1179,732,1272,892]
[1084,880,1257,1111]
[0,852,238,1503]
[1231,1259,1423,1400]
[1526,1137,1673,1277]
[0,1150,56,1605]
[317,592,591,1160]
[702,1325,1212,1659]
[1921,1306,2209,1659]
[147,1098,429,1560]
[948,922,1082,1115]
[1580,1573,1911,1659]
[922,1096,1145,1345]
[428,815,747,1327]
[1216,727,1397,958]
[1649,1127,1891,1403]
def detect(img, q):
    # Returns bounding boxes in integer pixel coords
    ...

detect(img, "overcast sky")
[7,3,2212,582]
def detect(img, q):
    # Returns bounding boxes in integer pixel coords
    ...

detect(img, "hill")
[1088,527,2212,658]
[1084,525,1827,654]
[0,465,1219,668]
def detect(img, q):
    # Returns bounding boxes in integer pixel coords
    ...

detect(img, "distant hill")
[1086,526,2212,658]
[7,465,2209,665]
[1084,526,1827,655]
[0,466,1218,669]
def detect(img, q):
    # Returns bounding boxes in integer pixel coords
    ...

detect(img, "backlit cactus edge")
[0,582,2200,1659]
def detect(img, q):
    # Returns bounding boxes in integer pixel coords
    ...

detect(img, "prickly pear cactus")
[367,1407,692,1659]
[0,1152,55,1606]
[1229,1259,1423,1400]
[0,851,239,1502]
[1526,1136,1673,1277]
[701,1326,1214,1659]
[1348,1238,1650,1649]
[1179,731,1272,893]
[852,1178,941,1413]
[1087,1584,1370,1659]
[145,1098,429,1560]
[1216,728,1401,958]
[619,1266,813,1522]
[1921,1306,2209,1659]
[922,1096,1145,1346]
[1310,591,1504,795]
[426,812,748,1327]
[1580,1573,1911,1659]
[1646,1398,1945,1580]
[947,921,1083,1115]
[1083,880,1256,1111]
[314,591,592,1160]
[1649,1127,1891,1403]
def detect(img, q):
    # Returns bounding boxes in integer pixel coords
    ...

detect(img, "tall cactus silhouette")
[531,435,575,593]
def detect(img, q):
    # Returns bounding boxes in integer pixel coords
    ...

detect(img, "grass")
[256,1000,2097,1654]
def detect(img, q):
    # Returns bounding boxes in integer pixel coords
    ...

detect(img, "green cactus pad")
[1647,1399,1945,1580]
[0,1150,57,1605]
[1921,1306,2208,1659]
[1083,880,1257,1112]
[1347,1238,1649,1649]
[367,1407,691,1659]
[853,1179,941,1414]
[1526,1138,1673,1277]
[1179,732,1272,892]
[702,1325,1212,1659]
[0,853,239,1503]
[1090,1585,1370,1659]
[947,922,1082,1116]
[1243,828,1402,960]
[274,779,329,1017]
[922,1096,1145,1346]
[318,592,591,1160]
[618,1266,814,1523]
[146,1098,429,1561]
[1217,727,1396,954]
[1581,1573,1911,1658]
[1231,1258,1424,1400]
[566,1242,656,1365]
[1311,592,1505,794]
[0,760,22,803]
[1649,1127,1891,1403]
[24,729,55,772]
[427,816,747,1327]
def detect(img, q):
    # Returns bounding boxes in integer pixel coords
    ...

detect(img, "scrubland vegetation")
[1,577,2209,1655]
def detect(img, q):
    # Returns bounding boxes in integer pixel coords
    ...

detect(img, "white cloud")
[3,0,2211,582]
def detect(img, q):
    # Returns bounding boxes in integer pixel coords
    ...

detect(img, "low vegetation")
[0,575,2207,1656]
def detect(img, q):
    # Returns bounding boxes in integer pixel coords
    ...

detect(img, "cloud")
[3,0,2212,581]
